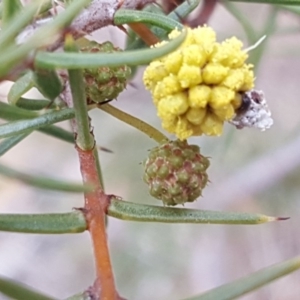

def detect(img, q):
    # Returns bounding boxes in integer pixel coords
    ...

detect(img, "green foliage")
[34,30,187,69]
[107,198,277,224]
[0,276,55,300]
[0,163,92,192]
[0,212,87,234]
[1,0,22,29]
[0,107,75,138]
[7,71,35,105]
[0,0,299,299]
[186,256,300,300]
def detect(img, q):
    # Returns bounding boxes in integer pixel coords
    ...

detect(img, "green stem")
[65,35,94,150]
[64,36,115,299]
[107,198,285,225]
[99,104,168,144]
[0,211,87,233]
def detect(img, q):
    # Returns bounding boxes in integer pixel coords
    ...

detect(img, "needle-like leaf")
[185,256,300,300]
[0,211,87,233]
[107,198,287,225]
[0,163,92,193]
[0,108,75,138]
[0,276,55,300]
[34,29,187,69]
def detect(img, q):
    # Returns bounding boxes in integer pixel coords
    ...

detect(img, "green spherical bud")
[81,41,131,104]
[143,140,210,206]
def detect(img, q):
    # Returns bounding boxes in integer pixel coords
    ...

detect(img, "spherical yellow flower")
[143,26,255,140]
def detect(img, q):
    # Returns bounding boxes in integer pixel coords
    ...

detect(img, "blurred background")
[1,1,300,299]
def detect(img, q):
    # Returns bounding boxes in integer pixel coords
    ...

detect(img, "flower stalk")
[99,103,168,144]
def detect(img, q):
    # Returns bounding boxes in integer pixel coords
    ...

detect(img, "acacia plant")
[0,0,300,299]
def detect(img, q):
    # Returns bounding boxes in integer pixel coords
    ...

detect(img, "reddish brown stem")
[128,23,160,46]
[77,146,116,300]
[190,0,218,27]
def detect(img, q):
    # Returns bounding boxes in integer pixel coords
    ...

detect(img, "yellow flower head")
[143,26,255,140]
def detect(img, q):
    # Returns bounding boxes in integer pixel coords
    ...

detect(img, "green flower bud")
[81,41,131,103]
[143,140,210,206]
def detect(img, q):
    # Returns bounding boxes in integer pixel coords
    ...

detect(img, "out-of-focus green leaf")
[36,0,53,16]
[34,29,187,69]
[0,101,37,120]
[222,1,256,44]
[0,107,75,138]
[223,1,278,68]
[168,0,201,22]
[249,7,278,67]
[107,198,284,225]
[0,132,31,156]
[0,211,87,233]
[7,71,35,105]
[279,5,300,13]
[0,276,55,300]
[65,292,91,300]
[0,123,74,147]
[186,256,300,300]
[1,0,22,29]
[16,98,55,110]
[0,163,92,193]
[0,1,41,52]
[0,101,75,143]
[0,0,91,78]
[39,125,75,143]
[33,69,63,100]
